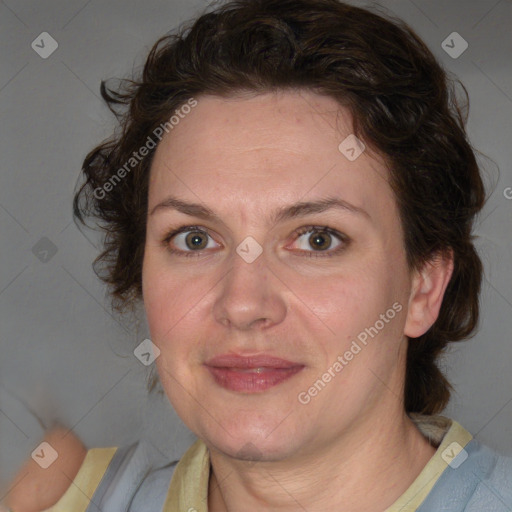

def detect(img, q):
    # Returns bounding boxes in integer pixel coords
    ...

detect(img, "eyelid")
[162,225,221,257]
[162,224,349,257]
[292,225,347,242]
[162,225,214,244]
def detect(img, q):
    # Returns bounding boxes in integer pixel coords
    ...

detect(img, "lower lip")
[206,366,304,392]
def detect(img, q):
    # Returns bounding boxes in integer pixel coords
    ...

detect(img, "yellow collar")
[162,415,473,512]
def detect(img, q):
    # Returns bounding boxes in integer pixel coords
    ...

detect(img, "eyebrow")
[149,195,370,225]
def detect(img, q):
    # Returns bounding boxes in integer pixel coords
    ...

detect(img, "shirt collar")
[162,415,472,512]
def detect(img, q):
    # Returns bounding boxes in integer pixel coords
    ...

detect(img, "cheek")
[316,260,407,363]
[142,252,218,386]
[142,259,201,412]
[141,236,408,356]
[142,252,185,348]
[142,250,200,332]
[312,266,388,328]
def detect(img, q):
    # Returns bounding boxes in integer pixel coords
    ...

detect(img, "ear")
[404,251,454,339]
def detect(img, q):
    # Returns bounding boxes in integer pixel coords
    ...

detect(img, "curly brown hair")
[74,0,485,415]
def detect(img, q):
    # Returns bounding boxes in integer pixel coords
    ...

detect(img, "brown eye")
[308,231,332,251]
[291,226,349,258]
[165,227,220,255]
[184,231,208,250]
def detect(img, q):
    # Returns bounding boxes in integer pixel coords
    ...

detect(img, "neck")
[208,412,436,512]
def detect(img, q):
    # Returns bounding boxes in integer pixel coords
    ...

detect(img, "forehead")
[148,90,394,224]
[152,91,359,169]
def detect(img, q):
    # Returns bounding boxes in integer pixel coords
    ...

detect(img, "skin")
[5,90,452,510]
[3,427,86,511]
[143,90,453,511]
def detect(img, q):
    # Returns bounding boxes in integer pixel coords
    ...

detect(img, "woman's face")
[142,90,416,462]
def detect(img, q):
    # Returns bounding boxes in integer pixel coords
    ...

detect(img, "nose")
[212,247,287,331]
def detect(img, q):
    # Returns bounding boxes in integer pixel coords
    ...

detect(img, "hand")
[2,426,87,512]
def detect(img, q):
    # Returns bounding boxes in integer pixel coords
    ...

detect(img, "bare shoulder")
[3,427,87,512]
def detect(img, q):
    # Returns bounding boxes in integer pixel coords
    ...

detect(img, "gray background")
[1,0,511,491]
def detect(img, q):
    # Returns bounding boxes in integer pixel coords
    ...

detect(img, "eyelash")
[161,225,350,258]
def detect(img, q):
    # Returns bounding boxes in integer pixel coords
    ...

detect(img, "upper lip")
[204,353,303,369]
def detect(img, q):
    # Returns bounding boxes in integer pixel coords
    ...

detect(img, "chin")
[210,435,299,463]
[197,413,305,462]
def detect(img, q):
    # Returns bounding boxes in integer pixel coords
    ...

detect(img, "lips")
[204,354,304,392]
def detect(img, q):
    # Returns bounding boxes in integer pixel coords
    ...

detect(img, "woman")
[4,0,512,510]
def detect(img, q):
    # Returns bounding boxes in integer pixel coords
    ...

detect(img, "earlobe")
[404,251,454,339]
